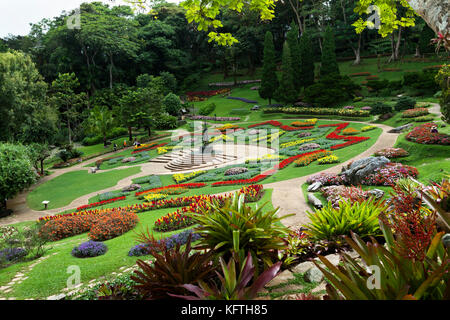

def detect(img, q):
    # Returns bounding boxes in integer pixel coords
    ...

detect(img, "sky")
[0,0,178,38]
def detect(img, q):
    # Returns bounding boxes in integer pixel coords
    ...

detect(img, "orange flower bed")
[89,211,139,241]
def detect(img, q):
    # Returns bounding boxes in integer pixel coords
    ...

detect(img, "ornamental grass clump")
[71,241,107,258]
[190,193,292,269]
[305,198,387,241]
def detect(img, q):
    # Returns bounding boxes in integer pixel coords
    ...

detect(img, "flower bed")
[374,148,409,158]
[144,193,167,202]
[306,172,345,186]
[291,119,318,127]
[263,106,370,117]
[248,120,314,131]
[154,209,195,232]
[402,108,429,118]
[245,154,282,164]
[349,72,371,77]
[319,123,370,150]
[76,196,126,212]
[172,170,206,184]
[135,183,207,197]
[361,125,376,132]
[186,88,230,101]
[38,209,137,241]
[294,150,332,167]
[317,154,339,165]
[280,138,316,149]
[189,116,241,121]
[405,123,450,145]
[341,128,359,135]
[321,185,370,208]
[358,163,419,186]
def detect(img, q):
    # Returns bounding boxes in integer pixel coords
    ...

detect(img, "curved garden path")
[1,102,443,227]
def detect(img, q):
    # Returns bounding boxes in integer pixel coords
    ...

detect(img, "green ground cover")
[26,167,142,210]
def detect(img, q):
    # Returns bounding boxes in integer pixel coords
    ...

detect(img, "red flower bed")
[131,143,167,154]
[319,123,370,150]
[76,196,126,211]
[405,123,450,145]
[135,183,207,197]
[349,72,371,77]
[186,88,230,101]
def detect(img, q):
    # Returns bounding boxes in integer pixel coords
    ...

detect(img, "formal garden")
[0,0,449,303]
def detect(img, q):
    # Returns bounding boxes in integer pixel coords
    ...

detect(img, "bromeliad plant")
[305,198,386,242]
[189,193,292,270]
[169,252,282,300]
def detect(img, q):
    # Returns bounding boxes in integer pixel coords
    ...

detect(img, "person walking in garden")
[123,140,127,148]
[431,125,439,133]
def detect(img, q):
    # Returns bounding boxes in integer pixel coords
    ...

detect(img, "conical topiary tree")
[299,30,315,88]
[259,31,279,105]
[286,22,302,90]
[320,26,340,77]
[275,41,297,104]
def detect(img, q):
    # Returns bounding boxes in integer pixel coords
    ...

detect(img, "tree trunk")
[394,26,402,60]
[414,45,421,57]
[128,126,133,142]
[288,0,303,34]
[68,119,72,144]
[109,54,114,90]
[40,160,44,176]
[407,0,450,50]
[1,199,6,211]
[147,126,152,137]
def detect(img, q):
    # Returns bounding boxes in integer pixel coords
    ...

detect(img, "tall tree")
[0,143,37,213]
[0,50,52,143]
[259,31,279,105]
[299,30,315,88]
[320,27,340,77]
[49,73,87,144]
[86,106,115,147]
[275,42,297,104]
[286,21,302,89]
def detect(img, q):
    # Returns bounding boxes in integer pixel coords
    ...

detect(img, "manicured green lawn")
[27,167,142,210]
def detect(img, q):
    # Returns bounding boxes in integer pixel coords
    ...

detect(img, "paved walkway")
[2,104,443,227]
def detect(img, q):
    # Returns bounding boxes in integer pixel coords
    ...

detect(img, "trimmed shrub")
[395,96,416,111]
[71,241,107,258]
[304,75,360,107]
[370,102,392,115]
[198,103,216,116]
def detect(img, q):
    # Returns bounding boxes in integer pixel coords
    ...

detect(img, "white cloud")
[0,0,179,38]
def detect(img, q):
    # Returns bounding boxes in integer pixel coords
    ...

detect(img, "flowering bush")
[294,150,332,167]
[306,172,344,186]
[0,248,27,263]
[361,106,372,111]
[343,106,355,109]
[186,88,230,101]
[374,147,409,158]
[71,241,107,258]
[297,132,312,138]
[89,211,139,241]
[321,185,370,207]
[172,170,206,184]
[76,196,126,211]
[406,123,450,145]
[238,184,264,202]
[402,108,429,118]
[357,163,419,186]
[317,154,339,164]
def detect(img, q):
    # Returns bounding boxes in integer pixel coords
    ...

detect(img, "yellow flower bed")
[209,134,233,143]
[317,155,339,165]
[245,154,281,163]
[172,170,206,184]
[361,125,376,132]
[280,138,316,148]
[144,193,167,202]
[251,130,285,143]
[217,123,239,131]
[291,119,318,126]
